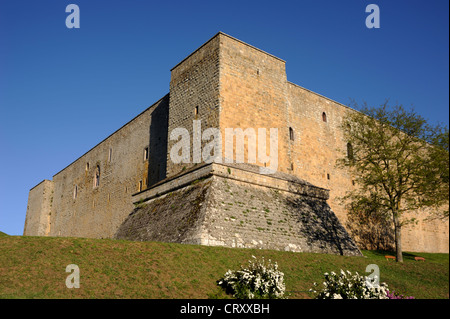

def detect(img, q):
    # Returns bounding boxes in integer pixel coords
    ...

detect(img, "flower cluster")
[386,290,415,299]
[217,256,286,299]
[310,269,389,299]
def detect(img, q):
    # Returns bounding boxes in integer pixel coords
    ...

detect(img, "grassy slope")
[0,235,448,299]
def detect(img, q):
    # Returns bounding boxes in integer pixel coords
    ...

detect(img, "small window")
[86,162,90,171]
[327,173,330,180]
[108,148,112,162]
[73,185,78,199]
[94,165,100,188]
[144,147,149,161]
[322,112,327,122]
[194,106,199,116]
[347,143,354,160]
[290,163,294,171]
[289,127,294,141]
[138,180,143,192]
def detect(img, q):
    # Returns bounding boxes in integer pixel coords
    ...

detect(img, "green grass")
[0,235,448,299]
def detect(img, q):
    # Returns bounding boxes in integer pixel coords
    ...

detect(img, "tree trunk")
[393,214,403,263]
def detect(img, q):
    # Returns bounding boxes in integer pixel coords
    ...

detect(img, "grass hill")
[0,235,448,299]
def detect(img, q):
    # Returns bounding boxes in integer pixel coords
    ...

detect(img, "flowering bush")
[217,256,286,299]
[386,290,415,299]
[310,269,389,299]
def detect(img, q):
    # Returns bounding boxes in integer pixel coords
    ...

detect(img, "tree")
[345,198,395,251]
[338,101,449,262]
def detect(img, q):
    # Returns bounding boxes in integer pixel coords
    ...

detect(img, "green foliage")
[340,101,449,216]
[338,101,449,261]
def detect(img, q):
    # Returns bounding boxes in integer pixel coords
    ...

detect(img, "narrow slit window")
[86,162,90,171]
[327,173,330,180]
[144,147,149,161]
[94,165,100,188]
[138,180,143,192]
[73,185,78,199]
[108,148,112,162]
[322,112,327,122]
[194,106,199,116]
[289,127,294,141]
[347,143,354,160]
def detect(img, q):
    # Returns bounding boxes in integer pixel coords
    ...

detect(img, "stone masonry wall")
[166,35,221,178]
[215,33,448,253]
[219,34,290,170]
[24,180,54,236]
[40,95,169,238]
[117,163,361,256]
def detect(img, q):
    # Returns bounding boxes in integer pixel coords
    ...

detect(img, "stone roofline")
[287,81,361,116]
[170,31,360,116]
[50,94,170,179]
[29,179,52,192]
[170,31,286,72]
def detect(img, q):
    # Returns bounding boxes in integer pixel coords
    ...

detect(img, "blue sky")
[0,0,448,235]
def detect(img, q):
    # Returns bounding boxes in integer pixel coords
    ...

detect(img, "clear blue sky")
[0,0,448,235]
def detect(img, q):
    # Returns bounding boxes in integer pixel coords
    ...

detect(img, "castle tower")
[24,32,448,254]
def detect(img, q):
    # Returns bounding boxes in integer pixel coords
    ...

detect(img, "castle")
[24,32,449,254]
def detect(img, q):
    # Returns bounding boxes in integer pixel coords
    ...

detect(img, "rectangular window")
[108,148,112,162]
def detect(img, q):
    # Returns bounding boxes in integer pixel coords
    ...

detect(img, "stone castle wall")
[25,95,169,239]
[166,35,221,177]
[24,32,448,253]
[24,180,54,236]
[214,33,448,253]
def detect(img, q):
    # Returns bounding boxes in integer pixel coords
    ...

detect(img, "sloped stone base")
[114,164,362,256]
